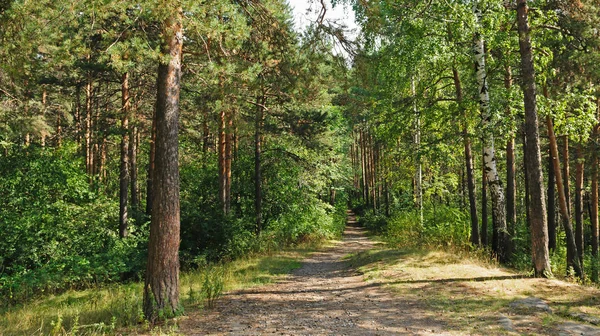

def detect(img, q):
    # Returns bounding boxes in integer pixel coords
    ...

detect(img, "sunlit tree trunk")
[547,115,582,277]
[575,144,585,269]
[473,2,507,260]
[505,65,516,260]
[144,8,183,321]
[548,149,557,251]
[119,72,130,238]
[517,0,551,276]
[591,125,599,281]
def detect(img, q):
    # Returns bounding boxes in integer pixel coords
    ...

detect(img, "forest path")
[178,210,448,335]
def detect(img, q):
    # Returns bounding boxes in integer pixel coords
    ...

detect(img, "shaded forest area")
[1,0,600,329]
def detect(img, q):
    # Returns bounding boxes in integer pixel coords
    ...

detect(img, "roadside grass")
[0,243,325,336]
[346,247,600,335]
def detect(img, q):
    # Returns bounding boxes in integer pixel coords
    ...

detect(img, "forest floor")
[177,211,600,336]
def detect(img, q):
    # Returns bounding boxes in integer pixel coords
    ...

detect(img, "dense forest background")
[1,0,600,329]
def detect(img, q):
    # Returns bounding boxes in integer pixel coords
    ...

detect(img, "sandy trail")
[179,212,448,335]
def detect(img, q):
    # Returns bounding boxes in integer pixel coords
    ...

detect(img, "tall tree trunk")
[575,144,585,269]
[119,75,130,234]
[474,2,507,261]
[85,74,94,180]
[224,110,233,215]
[505,65,516,261]
[517,0,551,275]
[591,122,599,282]
[548,149,557,251]
[360,129,369,206]
[144,10,183,321]
[453,68,479,245]
[482,158,488,247]
[130,108,139,221]
[119,72,130,238]
[562,136,571,216]
[254,96,264,233]
[547,115,583,277]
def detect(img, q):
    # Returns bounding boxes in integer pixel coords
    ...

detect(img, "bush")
[0,143,147,305]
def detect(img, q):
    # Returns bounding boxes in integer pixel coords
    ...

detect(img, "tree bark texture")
[516,0,551,276]
[591,125,599,282]
[547,115,583,277]
[473,3,508,261]
[143,10,183,321]
[575,145,585,269]
[548,149,557,251]
[119,72,130,238]
[505,65,516,260]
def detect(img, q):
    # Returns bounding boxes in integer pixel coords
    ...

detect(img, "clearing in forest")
[178,212,600,335]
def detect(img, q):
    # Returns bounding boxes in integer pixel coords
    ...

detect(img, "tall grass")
[0,248,312,335]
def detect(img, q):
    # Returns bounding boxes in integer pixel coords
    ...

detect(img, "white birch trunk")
[473,2,508,260]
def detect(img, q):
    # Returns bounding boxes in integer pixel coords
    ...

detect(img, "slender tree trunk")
[516,0,551,276]
[218,106,229,215]
[360,129,369,206]
[85,74,94,180]
[547,115,583,277]
[562,136,571,216]
[482,158,488,246]
[548,149,557,251]
[119,72,130,238]
[575,144,585,268]
[130,108,139,221]
[505,65,517,260]
[474,2,507,260]
[224,110,233,215]
[454,68,479,245]
[591,125,599,282]
[143,10,183,321]
[254,95,264,233]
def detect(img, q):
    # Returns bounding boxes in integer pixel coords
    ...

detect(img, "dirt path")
[179,212,448,335]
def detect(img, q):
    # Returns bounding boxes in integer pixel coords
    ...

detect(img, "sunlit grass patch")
[0,245,316,335]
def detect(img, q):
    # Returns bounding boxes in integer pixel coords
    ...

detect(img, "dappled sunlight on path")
[178,210,450,335]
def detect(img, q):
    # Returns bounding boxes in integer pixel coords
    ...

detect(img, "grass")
[345,246,600,335]
[0,245,320,336]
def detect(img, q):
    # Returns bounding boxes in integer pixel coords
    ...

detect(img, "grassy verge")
[0,243,324,336]
[346,247,600,335]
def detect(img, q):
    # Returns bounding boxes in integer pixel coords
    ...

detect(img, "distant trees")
[344,0,600,279]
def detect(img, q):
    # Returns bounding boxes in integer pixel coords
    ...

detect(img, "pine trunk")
[143,10,183,321]
[505,65,516,260]
[517,0,551,275]
[575,145,585,269]
[548,149,557,251]
[547,115,583,277]
[119,72,130,238]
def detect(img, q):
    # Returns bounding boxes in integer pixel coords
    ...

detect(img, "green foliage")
[361,206,470,249]
[0,143,147,305]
